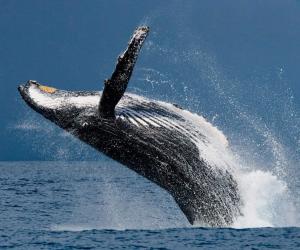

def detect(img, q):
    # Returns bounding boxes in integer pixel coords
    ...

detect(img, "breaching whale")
[18,26,241,226]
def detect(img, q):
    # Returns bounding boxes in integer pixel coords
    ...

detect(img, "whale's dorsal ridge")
[99,26,149,118]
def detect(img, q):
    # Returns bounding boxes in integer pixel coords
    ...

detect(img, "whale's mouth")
[18,80,57,95]
[18,80,35,106]
[18,80,102,112]
[18,80,59,113]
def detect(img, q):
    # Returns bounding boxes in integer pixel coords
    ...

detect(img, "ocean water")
[1,161,300,249]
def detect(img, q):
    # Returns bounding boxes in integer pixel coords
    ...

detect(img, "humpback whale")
[18,26,241,226]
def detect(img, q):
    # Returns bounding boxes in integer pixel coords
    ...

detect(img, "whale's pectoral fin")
[99,26,149,118]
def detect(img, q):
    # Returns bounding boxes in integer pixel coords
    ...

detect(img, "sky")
[0,0,300,161]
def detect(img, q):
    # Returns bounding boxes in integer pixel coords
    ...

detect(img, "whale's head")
[18,80,102,130]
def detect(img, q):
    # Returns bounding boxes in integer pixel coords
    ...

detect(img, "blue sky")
[1,0,300,161]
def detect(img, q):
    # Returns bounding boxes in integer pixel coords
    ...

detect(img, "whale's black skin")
[18,27,241,226]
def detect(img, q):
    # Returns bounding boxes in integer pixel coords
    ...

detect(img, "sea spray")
[173,105,298,228]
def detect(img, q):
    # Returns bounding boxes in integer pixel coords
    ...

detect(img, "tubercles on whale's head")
[18,80,100,110]
[18,80,102,130]
[18,80,61,111]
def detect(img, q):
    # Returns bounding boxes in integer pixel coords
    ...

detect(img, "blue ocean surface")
[1,161,299,249]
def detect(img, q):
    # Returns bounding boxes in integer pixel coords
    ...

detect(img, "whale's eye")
[38,85,57,94]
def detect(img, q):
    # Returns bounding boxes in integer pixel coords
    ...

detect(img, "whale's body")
[18,27,241,226]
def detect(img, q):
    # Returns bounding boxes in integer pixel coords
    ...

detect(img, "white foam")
[51,224,97,232]
[233,169,297,228]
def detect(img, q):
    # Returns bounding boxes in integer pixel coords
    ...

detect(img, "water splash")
[135,22,300,228]
[234,170,297,228]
